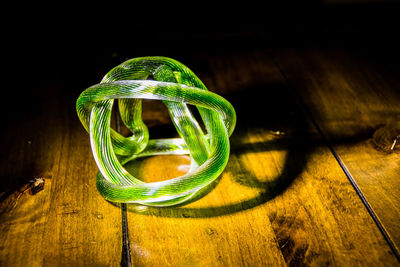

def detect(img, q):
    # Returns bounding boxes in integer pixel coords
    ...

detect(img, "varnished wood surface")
[0,48,399,266]
[273,47,400,252]
[0,82,122,265]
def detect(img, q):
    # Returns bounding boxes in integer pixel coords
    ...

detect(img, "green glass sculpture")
[76,57,236,207]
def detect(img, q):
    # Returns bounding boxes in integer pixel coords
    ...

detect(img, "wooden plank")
[116,51,398,266]
[0,83,122,266]
[1,49,398,266]
[272,47,400,253]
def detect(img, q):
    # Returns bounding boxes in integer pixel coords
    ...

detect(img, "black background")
[5,1,400,65]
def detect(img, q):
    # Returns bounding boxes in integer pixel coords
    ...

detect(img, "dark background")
[5,1,400,64]
[2,1,400,127]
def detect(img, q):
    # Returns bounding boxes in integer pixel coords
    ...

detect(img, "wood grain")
[0,84,122,266]
[0,49,398,266]
[272,47,400,253]
[119,52,398,266]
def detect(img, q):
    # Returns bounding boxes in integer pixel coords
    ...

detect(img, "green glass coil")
[76,57,236,207]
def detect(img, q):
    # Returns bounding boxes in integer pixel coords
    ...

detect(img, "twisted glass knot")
[76,57,236,207]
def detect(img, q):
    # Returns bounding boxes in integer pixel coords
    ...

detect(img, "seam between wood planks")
[115,105,133,267]
[268,49,400,263]
[120,203,132,267]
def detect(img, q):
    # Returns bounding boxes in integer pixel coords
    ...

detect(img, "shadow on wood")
[118,84,315,217]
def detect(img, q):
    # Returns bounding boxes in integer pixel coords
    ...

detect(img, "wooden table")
[0,45,399,266]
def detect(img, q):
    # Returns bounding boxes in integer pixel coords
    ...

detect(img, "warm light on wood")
[0,48,398,266]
